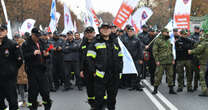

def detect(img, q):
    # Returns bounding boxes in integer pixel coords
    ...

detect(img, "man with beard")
[152,28,177,95]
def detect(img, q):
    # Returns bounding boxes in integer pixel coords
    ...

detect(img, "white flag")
[20,19,36,35]
[118,38,138,75]
[73,20,77,32]
[85,0,99,33]
[48,0,57,33]
[132,7,153,32]
[174,0,192,29]
[63,4,74,34]
[55,12,61,26]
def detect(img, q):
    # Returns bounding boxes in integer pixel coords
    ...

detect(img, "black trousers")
[0,80,18,110]
[27,68,52,109]
[52,58,65,88]
[0,98,6,109]
[130,61,142,88]
[46,60,54,90]
[64,61,82,86]
[148,57,156,85]
[84,71,95,106]
[95,73,119,110]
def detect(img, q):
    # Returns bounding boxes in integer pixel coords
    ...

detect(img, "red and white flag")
[174,0,192,30]
[86,0,100,27]
[113,0,140,29]
[62,4,74,34]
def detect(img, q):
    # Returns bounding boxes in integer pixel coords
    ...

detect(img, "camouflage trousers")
[199,65,208,92]
[176,60,192,89]
[154,64,173,87]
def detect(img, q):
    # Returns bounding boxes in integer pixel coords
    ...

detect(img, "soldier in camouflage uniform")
[188,31,208,97]
[152,28,177,95]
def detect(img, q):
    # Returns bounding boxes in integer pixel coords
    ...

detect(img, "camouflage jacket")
[190,38,208,65]
[153,35,173,64]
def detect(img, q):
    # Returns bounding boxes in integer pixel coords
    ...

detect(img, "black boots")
[169,86,177,94]
[152,86,158,95]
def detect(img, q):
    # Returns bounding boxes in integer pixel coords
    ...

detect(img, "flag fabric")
[117,37,138,75]
[85,0,99,33]
[86,0,100,27]
[55,12,61,26]
[20,19,36,35]
[63,4,74,34]
[113,0,140,29]
[174,0,192,30]
[165,20,176,60]
[48,0,57,33]
[73,20,77,32]
[132,7,153,33]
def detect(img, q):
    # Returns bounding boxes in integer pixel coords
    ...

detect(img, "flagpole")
[146,32,161,48]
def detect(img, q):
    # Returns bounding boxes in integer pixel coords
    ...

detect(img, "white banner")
[20,19,36,35]
[132,7,153,33]
[174,0,192,29]
[118,37,138,75]
[48,0,57,33]
[63,4,74,34]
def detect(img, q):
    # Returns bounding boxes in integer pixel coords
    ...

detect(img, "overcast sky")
[58,0,123,18]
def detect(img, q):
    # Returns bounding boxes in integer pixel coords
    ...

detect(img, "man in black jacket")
[123,26,143,91]
[80,26,96,109]
[63,31,82,90]
[22,28,52,110]
[0,25,22,110]
[175,30,195,92]
[48,32,65,91]
[87,23,123,110]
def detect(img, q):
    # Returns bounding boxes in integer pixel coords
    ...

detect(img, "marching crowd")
[0,22,208,110]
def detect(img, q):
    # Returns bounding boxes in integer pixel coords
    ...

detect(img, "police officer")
[123,26,143,91]
[87,23,123,110]
[48,32,65,91]
[22,28,52,110]
[0,24,22,110]
[190,26,201,91]
[152,28,177,95]
[63,31,82,90]
[80,27,96,110]
[188,31,208,97]
[138,25,150,79]
[146,28,156,85]
[175,30,194,92]
[40,32,54,92]
[173,28,180,86]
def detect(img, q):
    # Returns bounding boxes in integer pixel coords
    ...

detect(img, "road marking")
[143,88,166,110]
[6,102,23,110]
[142,79,179,110]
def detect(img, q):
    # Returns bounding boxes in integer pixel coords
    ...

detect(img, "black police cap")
[100,23,110,29]
[67,31,73,35]
[85,26,95,33]
[31,28,41,37]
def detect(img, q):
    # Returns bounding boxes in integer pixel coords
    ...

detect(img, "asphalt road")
[13,77,208,110]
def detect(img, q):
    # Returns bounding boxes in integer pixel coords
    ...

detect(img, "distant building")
[190,15,208,32]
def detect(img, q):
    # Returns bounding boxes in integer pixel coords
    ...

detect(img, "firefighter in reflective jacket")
[86,23,123,110]
[80,26,96,109]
